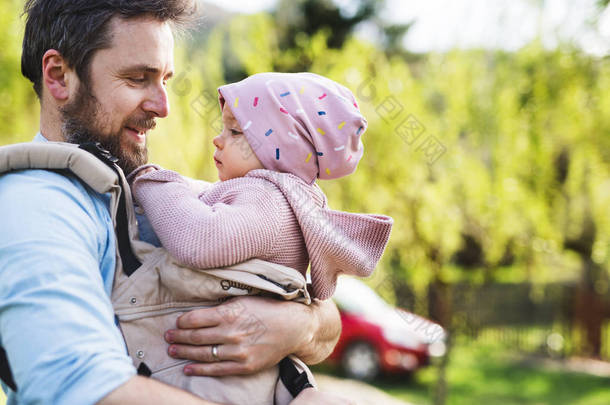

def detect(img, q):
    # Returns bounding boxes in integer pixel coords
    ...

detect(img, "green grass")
[314,338,610,405]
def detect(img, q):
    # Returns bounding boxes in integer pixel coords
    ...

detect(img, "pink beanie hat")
[218,72,367,184]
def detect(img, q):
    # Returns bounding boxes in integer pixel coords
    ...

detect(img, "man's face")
[62,15,174,174]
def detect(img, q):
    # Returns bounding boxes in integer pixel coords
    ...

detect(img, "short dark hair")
[22,0,196,97]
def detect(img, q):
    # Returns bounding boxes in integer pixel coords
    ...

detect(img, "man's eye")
[231,129,243,136]
[129,77,146,84]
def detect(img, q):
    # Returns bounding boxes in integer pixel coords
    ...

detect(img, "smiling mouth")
[126,126,146,135]
[125,126,148,144]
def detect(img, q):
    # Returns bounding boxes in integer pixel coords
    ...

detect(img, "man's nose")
[142,84,170,118]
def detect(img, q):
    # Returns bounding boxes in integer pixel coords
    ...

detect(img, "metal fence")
[395,282,610,361]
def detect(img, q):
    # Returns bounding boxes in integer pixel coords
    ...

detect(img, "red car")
[326,277,447,380]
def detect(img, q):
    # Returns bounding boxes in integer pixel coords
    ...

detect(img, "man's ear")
[42,49,72,102]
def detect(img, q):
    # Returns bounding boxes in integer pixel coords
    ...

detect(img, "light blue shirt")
[0,134,136,404]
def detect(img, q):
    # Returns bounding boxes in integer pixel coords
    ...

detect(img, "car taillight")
[385,350,419,370]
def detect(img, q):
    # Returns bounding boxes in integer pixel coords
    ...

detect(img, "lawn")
[322,338,610,405]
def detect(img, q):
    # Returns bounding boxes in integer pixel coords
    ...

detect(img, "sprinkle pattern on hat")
[231,86,356,161]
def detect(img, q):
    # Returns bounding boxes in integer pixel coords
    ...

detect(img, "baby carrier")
[0,141,316,405]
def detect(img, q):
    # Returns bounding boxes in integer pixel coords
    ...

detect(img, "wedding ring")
[211,344,220,361]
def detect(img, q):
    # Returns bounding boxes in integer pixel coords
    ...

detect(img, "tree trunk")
[429,278,453,405]
[573,257,604,358]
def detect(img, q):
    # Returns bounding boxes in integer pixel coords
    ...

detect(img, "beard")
[61,83,156,175]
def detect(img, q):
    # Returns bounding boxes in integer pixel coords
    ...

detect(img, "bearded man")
[0,1,342,404]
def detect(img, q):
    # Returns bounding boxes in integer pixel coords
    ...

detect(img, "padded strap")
[0,348,16,391]
[278,357,314,397]
[78,143,142,275]
[0,141,117,194]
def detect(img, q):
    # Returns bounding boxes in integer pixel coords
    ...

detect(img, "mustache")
[125,116,157,132]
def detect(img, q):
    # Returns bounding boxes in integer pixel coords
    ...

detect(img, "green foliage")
[0,0,39,144]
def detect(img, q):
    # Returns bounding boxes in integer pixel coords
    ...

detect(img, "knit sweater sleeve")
[131,169,283,269]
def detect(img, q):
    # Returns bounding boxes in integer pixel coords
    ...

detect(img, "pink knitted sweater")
[132,168,393,299]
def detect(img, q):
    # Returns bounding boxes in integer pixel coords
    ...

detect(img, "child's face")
[213,103,264,181]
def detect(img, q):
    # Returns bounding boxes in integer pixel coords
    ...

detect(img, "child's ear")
[42,49,72,101]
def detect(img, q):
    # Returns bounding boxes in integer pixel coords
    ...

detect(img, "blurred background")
[1,0,610,404]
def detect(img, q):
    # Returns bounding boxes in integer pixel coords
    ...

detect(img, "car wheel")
[341,341,380,381]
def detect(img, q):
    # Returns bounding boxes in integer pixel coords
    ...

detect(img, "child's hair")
[218,72,367,184]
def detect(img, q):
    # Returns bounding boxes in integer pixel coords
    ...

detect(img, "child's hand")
[126,165,162,184]
[133,166,157,179]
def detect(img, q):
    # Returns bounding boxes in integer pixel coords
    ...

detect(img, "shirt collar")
[33,132,50,143]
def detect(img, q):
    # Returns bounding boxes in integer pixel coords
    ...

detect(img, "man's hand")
[164,296,341,376]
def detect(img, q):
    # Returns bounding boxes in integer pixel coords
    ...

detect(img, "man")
[0,1,342,404]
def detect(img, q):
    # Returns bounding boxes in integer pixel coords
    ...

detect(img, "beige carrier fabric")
[0,142,118,195]
[113,241,314,405]
[0,142,317,405]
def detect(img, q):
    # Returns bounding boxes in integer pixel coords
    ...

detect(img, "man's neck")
[39,98,65,142]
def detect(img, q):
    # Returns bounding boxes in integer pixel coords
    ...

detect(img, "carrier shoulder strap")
[77,142,142,275]
[0,141,117,194]
[0,141,142,392]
